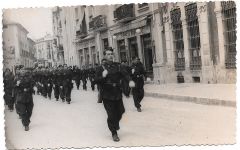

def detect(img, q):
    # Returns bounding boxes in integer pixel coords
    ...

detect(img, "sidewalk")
[144,83,236,107]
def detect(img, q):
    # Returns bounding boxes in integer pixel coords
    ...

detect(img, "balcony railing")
[76,30,87,39]
[190,56,202,70]
[114,4,135,22]
[89,15,107,31]
[175,58,185,71]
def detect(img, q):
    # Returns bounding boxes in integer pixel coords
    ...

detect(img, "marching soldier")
[94,47,135,142]
[14,67,34,131]
[58,65,65,102]
[3,68,15,111]
[131,57,146,112]
[52,66,60,101]
[81,66,88,91]
[88,64,96,91]
[46,67,53,99]
[73,66,81,90]
[62,64,74,104]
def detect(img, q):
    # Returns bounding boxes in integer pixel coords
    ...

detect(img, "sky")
[3,7,53,40]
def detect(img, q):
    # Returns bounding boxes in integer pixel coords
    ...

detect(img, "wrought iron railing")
[113,4,135,22]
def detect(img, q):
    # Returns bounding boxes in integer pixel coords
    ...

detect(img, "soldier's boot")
[24,126,29,131]
[56,98,59,101]
[112,131,120,142]
[137,107,142,112]
[62,98,65,102]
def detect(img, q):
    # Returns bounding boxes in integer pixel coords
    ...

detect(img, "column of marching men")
[3,49,146,142]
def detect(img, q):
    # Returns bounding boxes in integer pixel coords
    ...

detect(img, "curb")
[144,92,236,107]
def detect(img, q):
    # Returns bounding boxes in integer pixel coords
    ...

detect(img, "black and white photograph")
[1,0,238,149]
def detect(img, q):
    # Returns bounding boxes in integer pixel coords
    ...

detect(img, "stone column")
[180,4,192,82]
[197,2,214,83]
[215,2,225,67]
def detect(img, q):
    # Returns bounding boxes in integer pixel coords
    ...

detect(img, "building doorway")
[128,36,138,64]
[117,39,128,63]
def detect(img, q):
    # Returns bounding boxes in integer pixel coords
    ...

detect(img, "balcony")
[113,4,135,23]
[76,30,87,39]
[89,15,107,31]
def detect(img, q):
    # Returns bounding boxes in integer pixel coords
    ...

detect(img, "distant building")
[3,21,36,71]
[34,34,57,67]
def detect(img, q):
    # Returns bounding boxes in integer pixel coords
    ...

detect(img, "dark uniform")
[52,67,60,101]
[88,67,96,91]
[131,61,145,111]
[46,69,53,99]
[3,69,15,111]
[62,67,73,104]
[94,62,131,138]
[81,68,88,90]
[73,67,81,90]
[14,69,34,131]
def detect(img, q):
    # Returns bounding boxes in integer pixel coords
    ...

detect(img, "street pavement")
[5,84,236,149]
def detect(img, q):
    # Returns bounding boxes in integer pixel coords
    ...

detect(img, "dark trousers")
[59,85,65,100]
[54,85,60,100]
[75,79,80,89]
[90,80,95,91]
[64,85,72,102]
[42,84,47,97]
[4,92,14,110]
[82,79,87,90]
[122,80,130,97]
[16,101,34,126]
[132,88,144,108]
[46,84,53,98]
[103,99,125,134]
[63,82,73,102]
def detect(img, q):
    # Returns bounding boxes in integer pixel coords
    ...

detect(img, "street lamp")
[136,28,141,34]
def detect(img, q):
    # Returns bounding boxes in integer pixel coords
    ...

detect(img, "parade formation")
[3,47,146,142]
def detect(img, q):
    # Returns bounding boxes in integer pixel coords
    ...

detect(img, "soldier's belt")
[104,83,120,87]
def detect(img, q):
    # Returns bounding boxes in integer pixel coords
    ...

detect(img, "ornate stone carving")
[199,4,207,13]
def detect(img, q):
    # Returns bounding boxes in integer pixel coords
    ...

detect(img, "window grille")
[221,1,236,69]
[185,3,201,70]
[171,8,185,71]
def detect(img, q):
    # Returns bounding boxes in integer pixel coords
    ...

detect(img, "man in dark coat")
[81,66,88,91]
[52,66,60,101]
[131,57,146,112]
[73,66,81,90]
[3,68,15,111]
[62,64,73,104]
[94,47,135,142]
[88,64,96,91]
[14,68,34,131]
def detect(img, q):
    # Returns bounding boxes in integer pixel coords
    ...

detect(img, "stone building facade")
[3,21,36,71]
[52,1,236,84]
[34,34,58,67]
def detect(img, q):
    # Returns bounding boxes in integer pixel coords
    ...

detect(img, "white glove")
[24,88,27,92]
[16,81,20,86]
[102,70,108,78]
[129,81,135,88]
[72,80,74,84]
[53,85,55,88]
[132,69,135,74]
[48,84,50,86]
